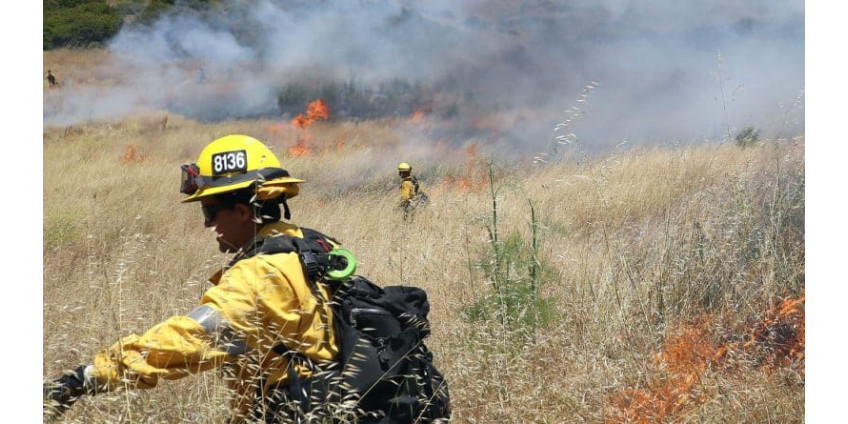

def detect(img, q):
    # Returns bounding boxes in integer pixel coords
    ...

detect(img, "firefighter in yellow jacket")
[398,162,429,214]
[44,135,341,423]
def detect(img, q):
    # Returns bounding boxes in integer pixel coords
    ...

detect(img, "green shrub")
[44,213,84,250]
[461,162,559,335]
[463,229,559,326]
[735,126,760,148]
[44,0,122,49]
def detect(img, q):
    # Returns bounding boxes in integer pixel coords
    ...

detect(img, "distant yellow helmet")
[398,162,412,172]
[180,134,304,203]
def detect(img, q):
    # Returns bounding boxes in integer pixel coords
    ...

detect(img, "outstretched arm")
[44,272,260,416]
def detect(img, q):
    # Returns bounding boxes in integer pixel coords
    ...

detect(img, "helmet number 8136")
[212,150,247,174]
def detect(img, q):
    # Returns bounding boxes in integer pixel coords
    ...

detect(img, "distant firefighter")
[46,70,58,88]
[398,162,429,215]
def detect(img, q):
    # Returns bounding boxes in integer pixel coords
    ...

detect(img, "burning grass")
[121,144,146,163]
[428,143,491,195]
[606,293,805,423]
[284,99,331,157]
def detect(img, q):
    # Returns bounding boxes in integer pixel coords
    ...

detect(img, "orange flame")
[605,292,804,423]
[288,136,313,157]
[431,142,490,194]
[122,144,145,164]
[606,317,720,424]
[743,293,805,367]
[286,99,330,157]
[333,132,348,151]
[455,142,488,192]
[291,99,330,129]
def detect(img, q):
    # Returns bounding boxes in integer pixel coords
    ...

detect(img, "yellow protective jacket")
[88,221,338,419]
[400,177,416,202]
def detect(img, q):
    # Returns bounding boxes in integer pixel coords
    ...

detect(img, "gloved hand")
[43,365,93,417]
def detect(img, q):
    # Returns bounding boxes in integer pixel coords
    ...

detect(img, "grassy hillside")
[44,0,122,49]
[43,0,211,49]
[43,109,804,422]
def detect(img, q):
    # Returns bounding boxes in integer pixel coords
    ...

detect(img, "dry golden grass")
[44,109,804,423]
[43,48,132,88]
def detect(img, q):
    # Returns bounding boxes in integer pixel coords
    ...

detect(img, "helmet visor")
[180,164,203,195]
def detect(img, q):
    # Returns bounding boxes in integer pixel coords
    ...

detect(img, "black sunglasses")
[201,204,227,223]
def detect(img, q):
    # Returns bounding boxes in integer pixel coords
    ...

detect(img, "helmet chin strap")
[251,194,291,224]
[281,195,291,220]
[217,233,240,253]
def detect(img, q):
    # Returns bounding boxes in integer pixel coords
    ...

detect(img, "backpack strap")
[225,228,342,355]
[411,176,420,195]
[227,229,346,416]
[227,228,341,281]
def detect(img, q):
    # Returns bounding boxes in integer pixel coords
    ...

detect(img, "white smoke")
[43,0,805,151]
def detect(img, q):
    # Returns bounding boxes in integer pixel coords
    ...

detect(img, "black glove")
[43,365,93,416]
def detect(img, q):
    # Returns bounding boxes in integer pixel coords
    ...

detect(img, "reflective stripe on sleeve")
[188,305,222,333]
[187,305,249,356]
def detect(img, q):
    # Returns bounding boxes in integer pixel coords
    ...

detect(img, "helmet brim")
[181,176,306,203]
[181,180,255,203]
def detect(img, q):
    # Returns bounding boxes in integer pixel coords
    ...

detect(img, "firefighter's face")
[201,197,254,253]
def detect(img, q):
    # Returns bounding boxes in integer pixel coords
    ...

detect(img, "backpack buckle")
[300,251,322,280]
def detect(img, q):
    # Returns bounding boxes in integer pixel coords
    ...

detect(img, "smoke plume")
[43,0,805,153]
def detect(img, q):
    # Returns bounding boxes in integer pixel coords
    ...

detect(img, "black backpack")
[411,177,430,203]
[411,176,421,195]
[232,229,451,423]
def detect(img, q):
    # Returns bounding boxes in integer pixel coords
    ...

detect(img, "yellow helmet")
[398,162,411,172]
[180,134,304,203]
